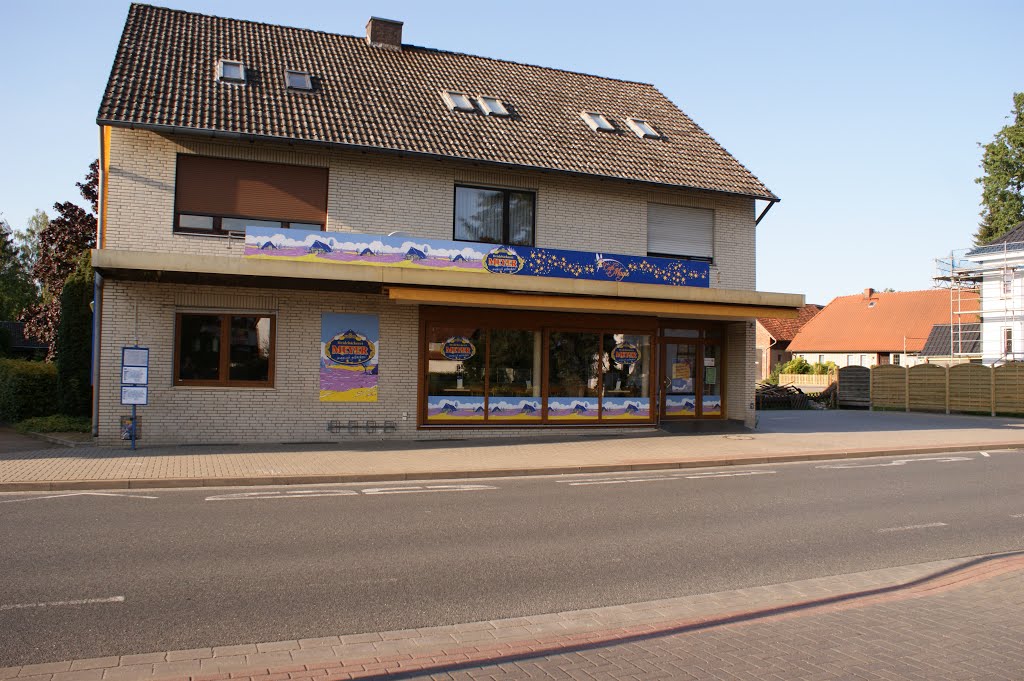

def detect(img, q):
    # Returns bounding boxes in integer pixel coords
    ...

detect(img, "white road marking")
[817,456,972,469]
[0,596,125,611]
[561,471,776,486]
[980,451,991,457]
[361,484,497,495]
[205,484,496,501]
[206,489,359,501]
[877,522,948,533]
[1011,513,1024,519]
[0,492,157,504]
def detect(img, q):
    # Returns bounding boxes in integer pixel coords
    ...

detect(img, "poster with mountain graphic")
[547,397,600,420]
[602,398,650,420]
[426,396,486,421]
[320,313,379,402]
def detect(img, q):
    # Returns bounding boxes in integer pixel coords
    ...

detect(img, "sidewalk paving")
[4,411,1024,491]
[5,551,1023,680]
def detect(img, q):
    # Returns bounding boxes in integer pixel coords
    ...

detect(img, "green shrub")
[55,253,93,417]
[0,358,58,422]
[14,414,91,434]
[778,357,812,375]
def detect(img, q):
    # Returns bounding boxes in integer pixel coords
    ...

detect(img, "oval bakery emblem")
[610,343,640,366]
[483,247,525,275]
[326,330,376,366]
[441,336,476,361]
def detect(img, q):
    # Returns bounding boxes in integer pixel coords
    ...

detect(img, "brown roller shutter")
[175,155,328,224]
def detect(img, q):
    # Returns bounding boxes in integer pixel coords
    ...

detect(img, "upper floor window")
[1003,271,1013,297]
[454,185,535,246]
[580,112,615,132]
[625,118,660,139]
[285,69,312,90]
[218,60,245,83]
[443,91,476,112]
[477,96,509,116]
[174,155,328,236]
[647,203,713,262]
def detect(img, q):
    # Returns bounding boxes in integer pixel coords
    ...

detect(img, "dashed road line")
[877,522,948,533]
[560,471,776,486]
[205,484,497,501]
[0,492,158,504]
[0,596,125,611]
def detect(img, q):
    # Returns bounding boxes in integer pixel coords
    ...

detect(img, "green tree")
[0,219,38,320]
[15,209,49,275]
[55,252,93,417]
[975,93,1024,244]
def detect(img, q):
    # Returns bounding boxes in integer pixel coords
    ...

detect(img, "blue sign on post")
[120,346,149,449]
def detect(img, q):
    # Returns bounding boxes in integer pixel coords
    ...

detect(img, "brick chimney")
[366,17,403,51]
[863,287,874,299]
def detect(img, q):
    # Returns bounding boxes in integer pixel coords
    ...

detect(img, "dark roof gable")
[97,4,777,201]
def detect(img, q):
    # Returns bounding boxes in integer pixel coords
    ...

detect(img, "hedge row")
[0,358,59,422]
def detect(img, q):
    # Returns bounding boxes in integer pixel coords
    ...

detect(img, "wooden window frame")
[452,184,536,247]
[173,213,325,237]
[174,313,276,388]
[418,307,657,428]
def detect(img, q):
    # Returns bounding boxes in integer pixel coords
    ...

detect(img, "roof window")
[478,96,509,116]
[285,70,312,90]
[626,118,660,139]
[218,59,245,83]
[581,111,614,132]
[442,91,476,112]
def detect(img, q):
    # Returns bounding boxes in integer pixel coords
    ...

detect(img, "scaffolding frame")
[934,242,1024,364]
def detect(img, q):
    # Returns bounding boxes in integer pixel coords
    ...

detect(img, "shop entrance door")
[660,329,723,420]
[662,340,699,418]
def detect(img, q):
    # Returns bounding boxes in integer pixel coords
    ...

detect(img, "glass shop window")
[547,331,600,420]
[426,326,486,421]
[176,313,274,386]
[488,329,542,421]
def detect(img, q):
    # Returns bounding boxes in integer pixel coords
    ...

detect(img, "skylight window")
[442,91,476,112]
[625,118,660,139]
[581,111,614,132]
[478,96,509,116]
[285,70,312,90]
[218,59,245,83]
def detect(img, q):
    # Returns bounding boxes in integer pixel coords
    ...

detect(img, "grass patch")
[15,414,92,434]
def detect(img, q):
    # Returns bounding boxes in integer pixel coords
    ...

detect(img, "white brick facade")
[96,128,759,444]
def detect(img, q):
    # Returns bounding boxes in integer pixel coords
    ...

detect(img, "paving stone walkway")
[4,411,1024,491]
[4,552,1023,681]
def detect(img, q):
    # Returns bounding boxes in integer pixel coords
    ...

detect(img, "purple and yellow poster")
[320,313,379,402]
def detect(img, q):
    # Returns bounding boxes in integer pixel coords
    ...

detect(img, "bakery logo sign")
[610,342,641,366]
[483,246,525,275]
[326,330,376,366]
[441,336,476,361]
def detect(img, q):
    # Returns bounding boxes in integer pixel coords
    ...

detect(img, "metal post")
[131,404,137,451]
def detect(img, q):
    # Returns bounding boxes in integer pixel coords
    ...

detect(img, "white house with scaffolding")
[937,222,1024,366]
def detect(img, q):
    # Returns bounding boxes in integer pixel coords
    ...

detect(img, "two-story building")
[90,4,802,445]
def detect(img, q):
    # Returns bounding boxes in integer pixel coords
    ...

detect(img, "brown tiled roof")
[97,4,777,201]
[787,289,979,354]
[758,304,822,342]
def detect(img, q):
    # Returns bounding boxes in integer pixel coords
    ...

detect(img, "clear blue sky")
[1,1,1021,305]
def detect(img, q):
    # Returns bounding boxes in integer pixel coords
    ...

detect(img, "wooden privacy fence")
[840,362,1024,415]
[779,373,833,388]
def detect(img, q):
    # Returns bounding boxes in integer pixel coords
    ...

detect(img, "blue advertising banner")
[245,227,710,288]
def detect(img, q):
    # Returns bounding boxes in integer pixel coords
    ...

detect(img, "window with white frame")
[625,118,660,139]
[647,203,713,262]
[442,91,475,112]
[1004,327,1013,355]
[580,111,614,132]
[285,70,312,90]
[477,96,509,116]
[1003,271,1014,297]
[891,353,901,365]
[218,59,245,83]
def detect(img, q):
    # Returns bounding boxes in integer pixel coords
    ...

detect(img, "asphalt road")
[2,450,1024,666]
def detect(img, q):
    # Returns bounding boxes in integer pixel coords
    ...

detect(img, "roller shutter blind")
[646,203,713,260]
[175,155,328,224]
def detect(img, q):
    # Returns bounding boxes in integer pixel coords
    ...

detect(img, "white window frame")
[477,96,509,116]
[891,353,901,366]
[218,59,245,83]
[284,69,312,90]
[580,111,614,132]
[442,91,476,112]
[625,118,660,139]
[1002,271,1014,298]
[1004,327,1013,355]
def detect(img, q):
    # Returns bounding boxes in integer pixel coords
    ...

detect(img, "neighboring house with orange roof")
[787,288,979,368]
[755,304,822,380]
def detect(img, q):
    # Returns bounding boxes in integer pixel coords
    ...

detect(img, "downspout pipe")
[91,271,103,437]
